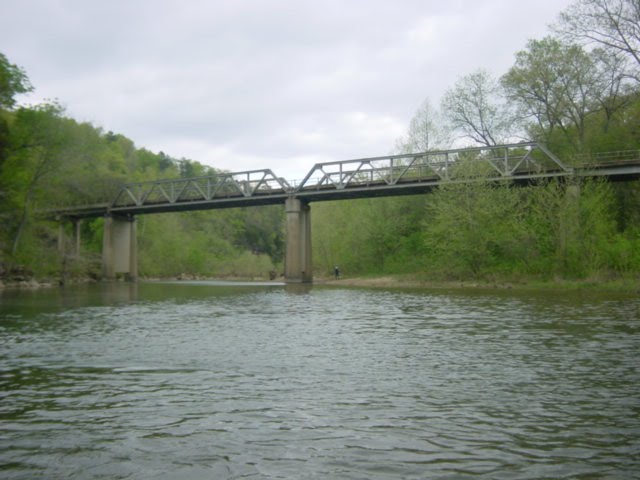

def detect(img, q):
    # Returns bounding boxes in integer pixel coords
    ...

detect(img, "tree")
[422,162,527,277]
[0,53,32,110]
[395,98,450,153]
[502,37,603,149]
[554,0,640,80]
[230,205,284,263]
[525,179,620,277]
[441,69,518,146]
[1,53,33,168]
[2,103,71,255]
[591,47,634,130]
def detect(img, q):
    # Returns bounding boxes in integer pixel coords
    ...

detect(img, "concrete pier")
[284,197,312,283]
[73,219,81,257]
[102,214,137,281]
[57,218,82,257]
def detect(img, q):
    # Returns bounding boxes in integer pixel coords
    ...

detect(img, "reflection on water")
[1,282,639,479]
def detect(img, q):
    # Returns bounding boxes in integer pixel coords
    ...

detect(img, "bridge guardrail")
[572,150,640,167]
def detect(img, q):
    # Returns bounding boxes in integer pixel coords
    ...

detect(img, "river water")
[0,281,639,479]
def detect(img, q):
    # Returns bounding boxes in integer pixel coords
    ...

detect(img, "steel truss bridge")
[58,142,640,220]
[53,142,640,283]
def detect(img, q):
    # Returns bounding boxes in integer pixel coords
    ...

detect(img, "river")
[1,281,639,479]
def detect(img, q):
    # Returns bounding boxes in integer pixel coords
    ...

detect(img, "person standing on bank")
[334,266,340,280]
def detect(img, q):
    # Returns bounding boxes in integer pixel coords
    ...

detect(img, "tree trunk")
[10,181,35,256]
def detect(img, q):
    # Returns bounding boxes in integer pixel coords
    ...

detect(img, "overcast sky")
[1,0,573,180]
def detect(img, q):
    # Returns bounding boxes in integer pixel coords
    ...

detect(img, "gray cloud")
[1,0,573,180]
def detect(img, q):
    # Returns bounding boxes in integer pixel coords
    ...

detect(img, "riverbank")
[318,273,640,294]
[0,276,98,290]
[2,269,639,294]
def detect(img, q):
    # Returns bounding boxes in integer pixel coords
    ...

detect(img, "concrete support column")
[57,221,65,255]
[128,217,138,281]
[73,219,81,257]
[566,183,581,200]
[102,214,137,281]
[102,215,114,280]
[58,219,81,257]
[284,197,312,283]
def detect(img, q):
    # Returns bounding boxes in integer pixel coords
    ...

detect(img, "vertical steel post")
[445,153,449,179]
[504,147,509,175]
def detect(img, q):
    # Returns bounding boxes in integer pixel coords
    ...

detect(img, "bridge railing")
[571,150,640,167]
[111,169,291,208]
[294,142,571,191]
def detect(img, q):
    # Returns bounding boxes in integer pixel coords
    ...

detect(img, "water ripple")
[1,284,639,478]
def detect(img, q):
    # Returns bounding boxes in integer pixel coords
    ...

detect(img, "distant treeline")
[1,0,639,282]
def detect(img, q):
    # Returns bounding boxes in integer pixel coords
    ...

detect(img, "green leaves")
[423,172,524,277]
[312,196,429,277]
[310,169,640,283]
[0,53,32,110]
[0,51,286,277]
[502,37,600,148]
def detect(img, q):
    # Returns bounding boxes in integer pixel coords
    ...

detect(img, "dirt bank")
[318,274,640,293]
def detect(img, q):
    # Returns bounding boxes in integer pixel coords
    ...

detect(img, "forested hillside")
[0,54,284,281]
[1,0,639,285]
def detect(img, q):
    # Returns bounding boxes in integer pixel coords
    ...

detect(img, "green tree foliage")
[136,209,281,279]
[0,52,284,279]
[0,54,33,178]
[525,179,639,278]
[0,53,32,110]
[502,37,605,151]
[2,103,73,255]
[422,163,526,277]
[312,195,428,277]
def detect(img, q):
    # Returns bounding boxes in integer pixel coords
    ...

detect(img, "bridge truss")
[294,142,570,200]
[111,169,291,213]
[55,143,640,219]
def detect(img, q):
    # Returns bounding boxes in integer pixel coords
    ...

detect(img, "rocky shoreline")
[0,275,100,290]
[0,265,48,289]
[0,264,101,290]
